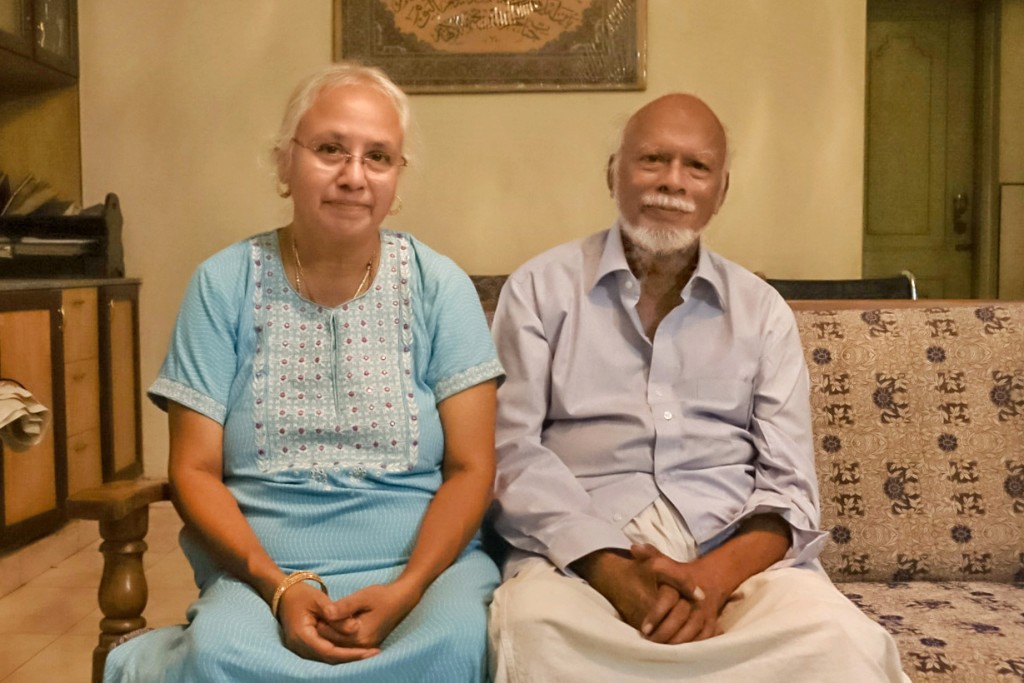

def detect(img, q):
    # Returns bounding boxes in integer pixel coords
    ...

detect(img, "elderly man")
[487,94,909,682]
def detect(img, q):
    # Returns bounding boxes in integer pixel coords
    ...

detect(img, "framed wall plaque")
[335,0,647,93]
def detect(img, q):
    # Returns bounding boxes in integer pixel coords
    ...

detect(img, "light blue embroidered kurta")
[105,230,503,682]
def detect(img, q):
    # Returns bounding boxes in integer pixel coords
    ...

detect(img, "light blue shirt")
[492,223,827,572]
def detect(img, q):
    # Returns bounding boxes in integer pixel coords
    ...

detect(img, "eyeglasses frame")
[290,137,408,173]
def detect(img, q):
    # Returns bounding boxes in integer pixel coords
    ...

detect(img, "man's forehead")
[621,95,726,153]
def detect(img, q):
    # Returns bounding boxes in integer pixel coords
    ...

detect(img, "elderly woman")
[103,63,502,682]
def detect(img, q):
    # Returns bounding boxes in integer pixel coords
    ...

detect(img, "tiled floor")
[0,502,197,682]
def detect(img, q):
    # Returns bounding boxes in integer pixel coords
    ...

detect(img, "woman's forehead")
[299,84,403,144]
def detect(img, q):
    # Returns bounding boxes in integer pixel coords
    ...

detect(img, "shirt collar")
[591,221,729,311]
[591,222,631,291]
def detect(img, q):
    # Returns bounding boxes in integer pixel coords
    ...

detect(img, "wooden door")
[864,0,977,298]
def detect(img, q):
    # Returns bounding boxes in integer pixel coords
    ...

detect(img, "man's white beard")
[620,219,702,256]
[617,192,703,256]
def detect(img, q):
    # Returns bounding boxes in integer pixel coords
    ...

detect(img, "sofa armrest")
[66,478,171,683]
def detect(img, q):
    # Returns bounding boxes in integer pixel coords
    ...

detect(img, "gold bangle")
[270,571,329,619]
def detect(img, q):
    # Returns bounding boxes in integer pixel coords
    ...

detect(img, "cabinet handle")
[72,372,86,381]
[73,442,88,453]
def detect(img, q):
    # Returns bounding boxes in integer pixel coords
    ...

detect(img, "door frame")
[974,0,1001,298]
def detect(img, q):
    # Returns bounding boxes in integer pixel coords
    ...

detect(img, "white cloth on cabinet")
[0,380,51,451]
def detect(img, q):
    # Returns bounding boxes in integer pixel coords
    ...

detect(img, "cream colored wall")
[78,0,867,475]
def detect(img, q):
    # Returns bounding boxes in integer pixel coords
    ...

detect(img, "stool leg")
[91,507,150,683]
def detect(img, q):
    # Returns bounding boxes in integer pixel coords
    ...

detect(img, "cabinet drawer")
[62,288,97,362]
[64,357,99,436]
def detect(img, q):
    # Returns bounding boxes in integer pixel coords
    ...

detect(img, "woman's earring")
[388,195,403,215]
[277,182,291,198]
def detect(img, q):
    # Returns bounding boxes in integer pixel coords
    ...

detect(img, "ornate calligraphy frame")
[334,0,646,93]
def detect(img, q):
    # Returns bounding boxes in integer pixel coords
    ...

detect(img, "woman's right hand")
[277,582,381,664]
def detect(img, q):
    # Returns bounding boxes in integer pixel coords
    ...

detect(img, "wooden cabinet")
[0,279,140,551]
[0,0,77,91]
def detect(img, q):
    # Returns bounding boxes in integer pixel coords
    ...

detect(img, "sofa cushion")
[839,581,1024,682]
[794,303,1024,582]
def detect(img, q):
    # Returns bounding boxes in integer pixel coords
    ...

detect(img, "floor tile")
[2,633,95,683]
[0,521,98,598]
[0,584,97,636]
[142,503,185,565]
[21,542,103,589]
[68,607,103,636]
[0,635,55,679]
[146,547,197,589]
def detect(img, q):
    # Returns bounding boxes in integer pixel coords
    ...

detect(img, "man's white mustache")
[641,194,697,212]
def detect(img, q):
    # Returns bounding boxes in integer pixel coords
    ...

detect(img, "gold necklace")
[291,232,374,303]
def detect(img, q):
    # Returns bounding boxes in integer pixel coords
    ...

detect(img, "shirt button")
[663,411,673,420]
[624,281,634,289]
[612,513,623,522]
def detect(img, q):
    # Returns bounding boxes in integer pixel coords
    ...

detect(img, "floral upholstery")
[794,301,1024,682]
[840,581,1024,682]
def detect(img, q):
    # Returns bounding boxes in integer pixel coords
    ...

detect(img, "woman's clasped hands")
[277,579,423,664]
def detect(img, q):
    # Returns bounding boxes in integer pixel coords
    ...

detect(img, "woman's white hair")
[272,62,410,183]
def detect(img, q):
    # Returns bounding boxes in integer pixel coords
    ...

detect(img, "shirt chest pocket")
[680,377,754,431]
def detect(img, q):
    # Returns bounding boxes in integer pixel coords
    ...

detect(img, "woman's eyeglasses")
[291,137,407,174]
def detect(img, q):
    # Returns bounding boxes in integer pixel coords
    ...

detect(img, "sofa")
[789,299,1024,682]
[67,289,1024,683]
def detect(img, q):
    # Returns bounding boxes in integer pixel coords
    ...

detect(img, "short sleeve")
[147,242,249,424]
[411,239,503,403]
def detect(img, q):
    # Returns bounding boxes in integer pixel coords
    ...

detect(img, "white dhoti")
[489,499,910,683]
